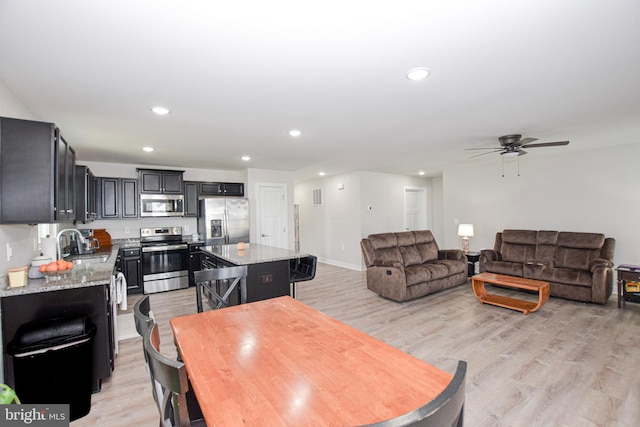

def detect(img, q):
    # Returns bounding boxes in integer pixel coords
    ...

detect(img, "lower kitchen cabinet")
[121,248,142,295]
[1,285,114,393]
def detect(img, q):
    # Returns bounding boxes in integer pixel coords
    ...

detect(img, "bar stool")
[195,266,248,312]
[289,255,317,298]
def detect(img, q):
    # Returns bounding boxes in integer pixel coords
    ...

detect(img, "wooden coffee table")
[471,272,550,315]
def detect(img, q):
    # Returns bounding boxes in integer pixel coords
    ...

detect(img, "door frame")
[255,182,289,249]
[403,186,428,231]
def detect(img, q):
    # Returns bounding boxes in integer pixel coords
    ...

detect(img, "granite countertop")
[203,243,309,265]
[0,245,120,298]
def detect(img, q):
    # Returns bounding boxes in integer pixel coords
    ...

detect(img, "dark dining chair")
[133,295,155,339]
[289,255,317,298]
[361,360,467,427]
[195,265,248,312]
[143,323,206,427]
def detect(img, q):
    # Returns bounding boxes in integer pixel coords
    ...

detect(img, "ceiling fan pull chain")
[517,155,520,177]
[501,157,505,178]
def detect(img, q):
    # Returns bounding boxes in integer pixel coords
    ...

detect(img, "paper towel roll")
[41,237,57,260]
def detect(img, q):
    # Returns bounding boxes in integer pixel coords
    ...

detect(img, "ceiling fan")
[467,134,570,158]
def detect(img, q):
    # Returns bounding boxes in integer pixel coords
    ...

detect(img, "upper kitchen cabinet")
[198,182,244,197]
[96,177,139,219]
[184,181,198,217]
[138,169,184,194]
[75,165,97,223]
[0,117,76,223]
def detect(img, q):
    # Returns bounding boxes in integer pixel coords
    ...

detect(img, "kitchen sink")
[69,255,109,265]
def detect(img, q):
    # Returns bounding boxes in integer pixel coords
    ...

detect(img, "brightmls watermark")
[1,405,69,426]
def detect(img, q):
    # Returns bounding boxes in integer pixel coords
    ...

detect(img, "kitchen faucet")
[56,229,86,259]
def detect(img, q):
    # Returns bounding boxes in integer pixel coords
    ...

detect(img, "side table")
[616,264,640,308]
[465,252,480,277]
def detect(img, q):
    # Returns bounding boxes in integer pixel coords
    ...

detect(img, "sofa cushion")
[399,245,422,267]
[483,260,524,277]
[404,259,464,286]
[414,230,439,262]
[367,233,403,265]
[541,267,593,287]
[535,230,558,262]
[500,230,537,263]
[555,232,605,270]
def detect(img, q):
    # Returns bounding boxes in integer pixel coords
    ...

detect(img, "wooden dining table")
[170,296,453,426]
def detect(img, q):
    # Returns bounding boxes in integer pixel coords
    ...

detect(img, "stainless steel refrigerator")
[198,198,250,245]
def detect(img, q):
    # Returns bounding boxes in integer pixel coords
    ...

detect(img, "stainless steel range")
[140,227,189,294]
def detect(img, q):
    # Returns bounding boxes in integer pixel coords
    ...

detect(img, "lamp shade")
[457,224,474,237]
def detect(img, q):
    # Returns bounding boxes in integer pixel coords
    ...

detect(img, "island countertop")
[202,243,309,265]
[0,246,120,298]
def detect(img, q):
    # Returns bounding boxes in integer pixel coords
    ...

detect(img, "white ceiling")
[1,0,639,182]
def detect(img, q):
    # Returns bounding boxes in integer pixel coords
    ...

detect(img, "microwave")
[140,194,184,217]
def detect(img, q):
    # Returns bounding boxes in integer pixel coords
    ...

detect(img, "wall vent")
[312,187,323,206]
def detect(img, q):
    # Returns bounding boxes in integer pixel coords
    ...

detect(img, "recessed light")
[241,156,251,161]
[150,106,171,115]
[289,130,302,137]
[406,67,431,81]
[142,146,155,152]
[318,171,326,176]
[418,170,425,176]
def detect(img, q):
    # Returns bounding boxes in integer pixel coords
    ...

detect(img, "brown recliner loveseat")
[480,229,615,304]
[360,230,468,302]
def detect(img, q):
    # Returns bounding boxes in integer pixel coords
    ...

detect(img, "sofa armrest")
[480,249,500,262]
[438,249,465,261]
[589,258,613,272]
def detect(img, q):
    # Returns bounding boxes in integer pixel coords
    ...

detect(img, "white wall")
[0,78,43,278]
[295,171,434,270]
[442,143,640,265]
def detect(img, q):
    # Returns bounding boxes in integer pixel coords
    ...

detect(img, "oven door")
[142,243,189,293]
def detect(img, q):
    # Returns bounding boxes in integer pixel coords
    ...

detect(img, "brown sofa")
[479,230,615,304]
[360,230,468,302]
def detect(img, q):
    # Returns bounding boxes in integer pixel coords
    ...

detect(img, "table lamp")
[457,224,474,254]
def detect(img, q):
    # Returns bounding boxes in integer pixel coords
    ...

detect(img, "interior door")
[257,184,288,249]
[404,187,428,231]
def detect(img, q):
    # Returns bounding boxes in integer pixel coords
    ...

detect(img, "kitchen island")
[0,246,120,392]
[201,243,311,304]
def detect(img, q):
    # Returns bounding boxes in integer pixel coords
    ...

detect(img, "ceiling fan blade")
[517,137,538,146]
[469,150,502,159]
[521,140,570,148]
[465,147,502,151]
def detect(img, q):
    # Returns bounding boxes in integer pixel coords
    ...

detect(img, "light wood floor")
[71,263,640,427]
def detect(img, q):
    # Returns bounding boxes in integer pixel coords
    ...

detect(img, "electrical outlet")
[341,244,346,251]
[184,225,190,232]
[124,227,130,234]
[6,243,12,261]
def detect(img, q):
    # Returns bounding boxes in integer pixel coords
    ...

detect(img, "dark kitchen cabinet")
[121,248,142,295]
[75,165,97,223]
[184,181,198,217]
[56,133,76,221]
[1,285,114,393]
[0,117,76,223]
[189,243,203,287]
[96,177,139,219]
[138,169,184,194]
[198,181,244,197]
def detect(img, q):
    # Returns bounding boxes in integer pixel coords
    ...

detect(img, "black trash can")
[7,314,96,421]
